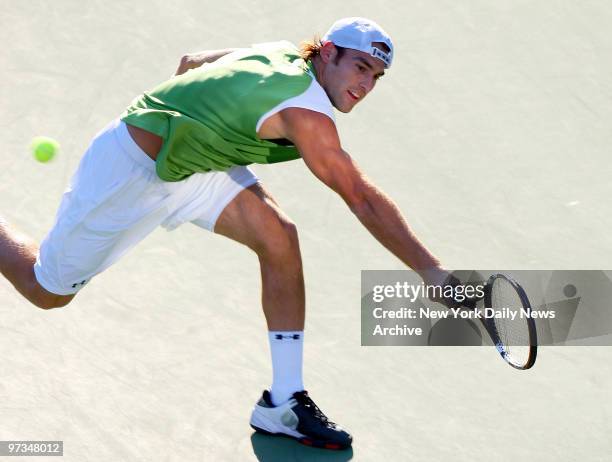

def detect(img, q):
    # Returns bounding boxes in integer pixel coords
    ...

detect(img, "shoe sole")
[250,424,350,450]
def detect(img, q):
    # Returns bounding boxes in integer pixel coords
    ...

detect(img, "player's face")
[323,48,386,113]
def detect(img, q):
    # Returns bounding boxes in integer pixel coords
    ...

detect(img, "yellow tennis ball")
[31,136,59,163]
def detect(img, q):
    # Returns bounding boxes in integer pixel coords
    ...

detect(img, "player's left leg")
[147,164,351,449]
[203,182,352,450]
[213,182,305,332]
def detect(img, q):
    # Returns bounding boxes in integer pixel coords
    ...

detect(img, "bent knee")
[35,296,73,310]
[30,284,75,310]
[256,217,300,259]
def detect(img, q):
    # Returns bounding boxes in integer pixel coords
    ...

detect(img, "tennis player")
[0,17,450,449]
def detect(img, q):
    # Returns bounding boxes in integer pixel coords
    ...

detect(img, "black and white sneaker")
[250,390,352,450]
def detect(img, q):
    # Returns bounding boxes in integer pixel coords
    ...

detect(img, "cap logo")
[370,47,391,66]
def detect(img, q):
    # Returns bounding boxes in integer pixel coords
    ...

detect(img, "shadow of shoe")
[251,432,354,462]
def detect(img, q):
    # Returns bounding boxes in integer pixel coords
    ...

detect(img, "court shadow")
[251,432,354,462]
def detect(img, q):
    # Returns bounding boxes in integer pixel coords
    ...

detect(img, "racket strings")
[488,278,531,365]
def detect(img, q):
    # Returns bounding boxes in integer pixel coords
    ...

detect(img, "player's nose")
[359,76,376,95]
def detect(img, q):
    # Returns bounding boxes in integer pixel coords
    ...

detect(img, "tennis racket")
[476,273,538,369]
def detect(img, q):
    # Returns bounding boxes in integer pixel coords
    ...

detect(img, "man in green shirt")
[0,18,450,449]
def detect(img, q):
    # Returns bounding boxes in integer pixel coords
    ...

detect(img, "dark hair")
[299,36,346,64]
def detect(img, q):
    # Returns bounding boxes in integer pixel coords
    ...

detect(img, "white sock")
[268,330,304,406]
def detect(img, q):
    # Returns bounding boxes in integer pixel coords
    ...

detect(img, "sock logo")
[275,334,301,340]
[71,279,88,289]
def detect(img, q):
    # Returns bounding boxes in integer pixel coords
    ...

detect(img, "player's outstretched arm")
[174,48,238,76]
[282,108,448,284]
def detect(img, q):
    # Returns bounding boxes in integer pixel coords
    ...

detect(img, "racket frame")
[480,273,538,370]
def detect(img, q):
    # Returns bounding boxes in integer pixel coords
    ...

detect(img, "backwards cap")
[322,17,394,68]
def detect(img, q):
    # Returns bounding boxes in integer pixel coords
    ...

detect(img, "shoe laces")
[294,392,336,427]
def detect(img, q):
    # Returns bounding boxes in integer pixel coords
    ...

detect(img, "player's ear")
[319,41,337,64]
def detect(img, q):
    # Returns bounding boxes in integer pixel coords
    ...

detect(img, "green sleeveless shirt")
[120,41,315,181]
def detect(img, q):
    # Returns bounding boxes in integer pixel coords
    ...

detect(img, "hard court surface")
[1,1,610,461]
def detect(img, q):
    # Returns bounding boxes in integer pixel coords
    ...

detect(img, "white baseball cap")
[322,17,394,68]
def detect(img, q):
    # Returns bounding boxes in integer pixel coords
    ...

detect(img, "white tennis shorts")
[33,119,258,295]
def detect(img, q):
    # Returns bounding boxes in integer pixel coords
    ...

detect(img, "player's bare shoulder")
[279,108,341,153]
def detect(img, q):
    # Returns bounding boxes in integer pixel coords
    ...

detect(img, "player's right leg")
[0,218,74,309]
[1,119,186,309]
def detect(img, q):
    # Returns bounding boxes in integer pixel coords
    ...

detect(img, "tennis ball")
[30,136,59,163]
